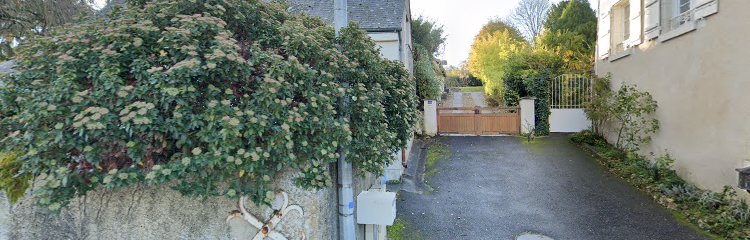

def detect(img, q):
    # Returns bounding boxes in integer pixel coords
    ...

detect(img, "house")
[595,0,750,195]
[287,0,414,74]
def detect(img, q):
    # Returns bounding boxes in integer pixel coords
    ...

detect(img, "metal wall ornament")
[226,191,305,240]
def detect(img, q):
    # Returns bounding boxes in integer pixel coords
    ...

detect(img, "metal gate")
[549,74,592,132]
[437,107,520,135]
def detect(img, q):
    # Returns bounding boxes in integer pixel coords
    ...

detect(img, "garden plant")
[0,0,418,210]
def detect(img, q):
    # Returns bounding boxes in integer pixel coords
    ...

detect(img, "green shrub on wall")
[0,152,29,204]
[502,49,563,135]
[525,76,551,136]
[0,0,417,210]
[413,44,442,101]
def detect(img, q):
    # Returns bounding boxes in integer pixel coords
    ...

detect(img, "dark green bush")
[0,0,417,210]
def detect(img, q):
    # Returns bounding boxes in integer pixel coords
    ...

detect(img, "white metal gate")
[549,74,592,132]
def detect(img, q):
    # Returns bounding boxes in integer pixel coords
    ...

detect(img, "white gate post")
[520,97,536,134]
[424,100,437,136]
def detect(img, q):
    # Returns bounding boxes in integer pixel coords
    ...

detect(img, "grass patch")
[459,86,484,93]
[425,141,450,169]
[387,179,401,184]
[387,218,424,240]
[423,141,451,190]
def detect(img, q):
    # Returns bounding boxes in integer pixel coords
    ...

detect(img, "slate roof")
[287,0,405,31]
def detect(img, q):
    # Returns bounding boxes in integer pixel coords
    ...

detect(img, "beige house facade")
[595,0,750,194]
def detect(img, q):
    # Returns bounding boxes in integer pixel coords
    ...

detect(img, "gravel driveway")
[395,135,708,240]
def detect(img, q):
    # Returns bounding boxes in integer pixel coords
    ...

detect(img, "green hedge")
[0,0,417,210]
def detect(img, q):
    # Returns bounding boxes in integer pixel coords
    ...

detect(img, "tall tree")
[411,16,447,101]
[539,0,597,73]
[468,20,526,103]
[411,16,446,57]
[507,0,551,42]
[0,0,93,60]
[476,19,525,43]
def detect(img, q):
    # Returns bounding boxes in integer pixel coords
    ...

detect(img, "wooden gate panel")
[477,114,519,134]
[437,107,520,135]
[437,114,476,134]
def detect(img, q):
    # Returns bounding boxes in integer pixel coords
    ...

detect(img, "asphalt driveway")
[396,135,708,240]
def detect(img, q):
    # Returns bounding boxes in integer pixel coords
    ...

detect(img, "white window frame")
[609,0,631,57]
[658,0,719,42]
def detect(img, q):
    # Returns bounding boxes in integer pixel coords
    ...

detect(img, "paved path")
[441,90,487,108]
[396,135,708,240]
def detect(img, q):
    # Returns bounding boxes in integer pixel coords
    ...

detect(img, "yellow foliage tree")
[468,29,526,104]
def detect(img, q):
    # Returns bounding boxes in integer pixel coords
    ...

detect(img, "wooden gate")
[437,107,520,135]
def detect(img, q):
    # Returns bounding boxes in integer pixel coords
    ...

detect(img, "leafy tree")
[501,48,563,134]
[538,0,597,73]
[411,16,446,101]
[609,84,659,151]
[468,20,526,104]
[507,0,551,41]
[411,16,446,57]
[0,0,94,60]
[0,0,417,210]
[446,63,480,87]
[476,19,525,43]
[413,45,441,100]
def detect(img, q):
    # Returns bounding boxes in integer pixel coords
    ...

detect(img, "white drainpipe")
[334,0,357,239]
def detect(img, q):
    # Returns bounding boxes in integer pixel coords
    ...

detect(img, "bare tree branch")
[508,0,551,42]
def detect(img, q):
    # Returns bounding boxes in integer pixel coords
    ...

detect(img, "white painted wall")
[520,98,536,134]
[550,109,592,133]
[423,100,437,136]
[368,32,400,62]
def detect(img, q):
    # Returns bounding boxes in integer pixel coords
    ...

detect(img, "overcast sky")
[91,0,575,68]
[411,0,570,67]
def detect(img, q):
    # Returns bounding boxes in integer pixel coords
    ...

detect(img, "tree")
[0,0,417,210]
[414,45,442,100]
[0,0,94,60]
[468,20,526,105]
[411,16,446,101]
[476,19,525,43]
[507,0,551,42]
[539,0,597,73]
[411,16,446,57]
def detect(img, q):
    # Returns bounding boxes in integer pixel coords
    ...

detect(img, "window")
[610,0,631,54]
[664,0,693,32]
[678,0,691,14]
[623,3,631,40]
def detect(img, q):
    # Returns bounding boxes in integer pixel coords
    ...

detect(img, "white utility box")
[356,190,396,226]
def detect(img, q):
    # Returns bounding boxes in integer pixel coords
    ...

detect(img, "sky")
[411,0,567,67]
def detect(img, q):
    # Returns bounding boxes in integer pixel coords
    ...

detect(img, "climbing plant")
[0,0,417,210]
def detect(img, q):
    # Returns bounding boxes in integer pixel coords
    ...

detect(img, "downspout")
[334,0,357,239]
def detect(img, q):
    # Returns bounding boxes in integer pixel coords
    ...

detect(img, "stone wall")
[0,170,337,240]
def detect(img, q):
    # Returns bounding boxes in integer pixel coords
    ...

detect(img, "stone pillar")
[520,97,536,134]
[424,100,438,136]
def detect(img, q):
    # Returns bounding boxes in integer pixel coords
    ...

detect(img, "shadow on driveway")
[395,134,708,240]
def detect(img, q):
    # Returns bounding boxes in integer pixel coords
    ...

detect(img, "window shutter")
[694,0,719,19]
[627,0,642,47]
[598,11,611,59]
[644,0,660,39]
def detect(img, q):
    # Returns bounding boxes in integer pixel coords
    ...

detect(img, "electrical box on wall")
[356,191,396,225]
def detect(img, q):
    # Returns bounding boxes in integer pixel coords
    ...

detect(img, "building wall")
[595,0,750,193]
[369,32,401,62]
[400,0,414,74]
